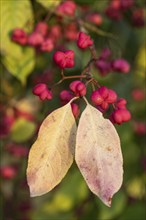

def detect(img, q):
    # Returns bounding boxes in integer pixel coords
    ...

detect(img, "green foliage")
[11,118,36,143]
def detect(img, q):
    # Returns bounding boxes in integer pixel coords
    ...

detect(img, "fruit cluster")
[31,30,131,124]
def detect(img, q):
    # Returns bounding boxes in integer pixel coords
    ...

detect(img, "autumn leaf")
[27,101,77,197]
[75,102,123,207]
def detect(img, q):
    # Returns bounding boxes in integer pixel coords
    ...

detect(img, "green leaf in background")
[2,47,35,85]
[97,191,127,220]
[11,118,36,143]
[36,0,61,8]
[0,0,35,84]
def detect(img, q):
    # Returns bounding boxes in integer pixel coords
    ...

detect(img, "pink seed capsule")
[112,59,130,73]
[11,28,28,45]
[71,103,80,118]
[106,89,117,104]
[69,80,86,97]
[90,90,103,105]
[77,32,93,49]
[53,50,74,69]
[56,1,76,17]
[28,32,44,47]
[34,22,48,37]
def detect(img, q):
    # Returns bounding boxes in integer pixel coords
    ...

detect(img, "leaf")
[11,118,36,143]
[2,47,35,85]
[27,102,77,197]
[75,103,123,207]
[36,0,61,8]
[0,0,35,84]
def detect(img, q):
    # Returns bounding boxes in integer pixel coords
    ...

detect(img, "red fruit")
[57,1,76,16]
[71,103,80,118]
[53,50,74,68]
[116,98,127,109]
[69,80,86,97]
[95,58,111,76]
[98,86,109,99]
[77,32,93,49]
[111,109,131,124]
[112,59,130,73]
[49,25,62,41]
[100,48,111,59]
[34,22,48,36]
[87,13,103,26]
[106,89,117,104]
[105,6,122,21]
[11,28,28,45]
[32,83,52,100]
[59,90,74,105]
[28,32,44,47]
[90,91,103,105]
[101,101,109,110]
[40,38,54,52]
[0,166,17,179]
[64,23,79,41]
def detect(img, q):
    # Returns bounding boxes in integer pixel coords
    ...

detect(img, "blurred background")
[0,0,146,219]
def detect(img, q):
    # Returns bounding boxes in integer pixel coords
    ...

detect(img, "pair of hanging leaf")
[27,97,123,207]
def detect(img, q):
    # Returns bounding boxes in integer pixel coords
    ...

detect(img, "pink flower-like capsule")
[28,32,44,47]
[116,98,127,109]
[90,91,103,105]
[111,109,131,124]
[6,143,28,157]
[71,103,80,118]
[32,83,52,100]
[11,28,28,45]
[34,22,48,37]
[100,48,112,59]
[40,38,54,52]
[59,90,74,105]
[56,1,76,16]
[53,50,74,68]
[77,32,93,49]
[91,86,117,110]
[95,58,111,76]
[87,13,103,26]
[69,80,86,97]
[112,59,130,73]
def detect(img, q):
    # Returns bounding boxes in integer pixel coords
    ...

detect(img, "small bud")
[116,98,127,109]
[77,32,93,49]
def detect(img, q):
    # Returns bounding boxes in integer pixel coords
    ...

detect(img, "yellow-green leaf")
[11,118,36,143]
[27,101,77,197]
[2,47,35,85]
[36,0,61,8]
